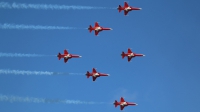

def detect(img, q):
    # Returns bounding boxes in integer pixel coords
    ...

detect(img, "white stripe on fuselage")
[95,27,101,31]
[93,73,99,77]
[64,54,71,59]
[128,53,134,57]
[125,7,131,11]
[120,102,127,106]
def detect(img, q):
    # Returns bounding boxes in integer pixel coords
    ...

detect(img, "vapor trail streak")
[0,69,66,75]
[0,53,51,57]
[0,2,111,10]
[0,23,76,30]
[0,69,85,76]
[0,94,105,104]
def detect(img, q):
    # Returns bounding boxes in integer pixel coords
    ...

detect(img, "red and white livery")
[114,97,138,110]
[57,49,81,63]
[121,48,145,62]
[88,22,112,36]
[85,68,109,81]
[118,2,142,15]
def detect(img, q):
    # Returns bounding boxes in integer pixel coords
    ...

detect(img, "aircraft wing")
[95,22,99,27]
[128,57,132,62]
[120,97,125,102]
[120,105,125,110]
[93,77,97,81]
[64,58,68,63]
[92,68,97,73]
[95,31,99,36]
[64,49,68,55]
[124,10,129,15]
[128,48,132,53]
[124,2,129,8]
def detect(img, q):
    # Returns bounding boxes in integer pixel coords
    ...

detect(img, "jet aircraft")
[57,49,81,63]
[118,2,142,15]
[86,68,109,81]
[88,22,112,36]
[121,48,145,62]
[114,97,138,110]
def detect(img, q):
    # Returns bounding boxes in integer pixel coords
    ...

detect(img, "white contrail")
[0,69,64,75]
[0,2,111,10]
[0,23,76,30]
[0,52,52,57]
[0,94,105,104]
[0,69,85,76]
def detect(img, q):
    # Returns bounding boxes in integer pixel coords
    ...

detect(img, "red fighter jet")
[114,97,138,110]
[57,49,81,63]
[121,48,145,62]
[85,68,109,81]
[88,22,112,36]
[118,2,142,15]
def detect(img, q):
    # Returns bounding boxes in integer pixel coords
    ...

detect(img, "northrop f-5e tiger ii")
[57,49,81,63]
[118,2,142,15]
[114,97,138,110]
[88,22,112,36]
[86,68,109,81]
[121,48,145,62]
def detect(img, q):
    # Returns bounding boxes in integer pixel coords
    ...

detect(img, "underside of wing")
[120,105,125,110]
[95,31,99,36]
[128,57,132,62]
[93,77,97,81]
[124,10,129,15]
[64,58,68,63]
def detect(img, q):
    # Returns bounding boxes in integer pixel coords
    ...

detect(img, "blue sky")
[0,0,200,112]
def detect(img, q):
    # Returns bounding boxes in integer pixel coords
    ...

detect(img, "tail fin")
[86,71,90,78]
[57,53,61,60]
[88,25,93,33]
[118,5,122,12]
[121,52,125,59]
[114,100,118,107]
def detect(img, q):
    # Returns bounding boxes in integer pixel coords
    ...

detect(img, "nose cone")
[79,56,82,57]
[143,54,145,56]
[110,28,113,30]
[135,103,138,105]
[139,8,142,10]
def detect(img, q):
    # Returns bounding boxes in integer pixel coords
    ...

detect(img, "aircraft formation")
[1,1,143,111]
[56,2,143,111]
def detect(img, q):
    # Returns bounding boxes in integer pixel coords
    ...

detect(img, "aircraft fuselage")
[120,102,128,106]
[128,53,135,57]
[95,27,102,31]
[125,7,131,11]
[93,73,99,77]
[64,54,71,59]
